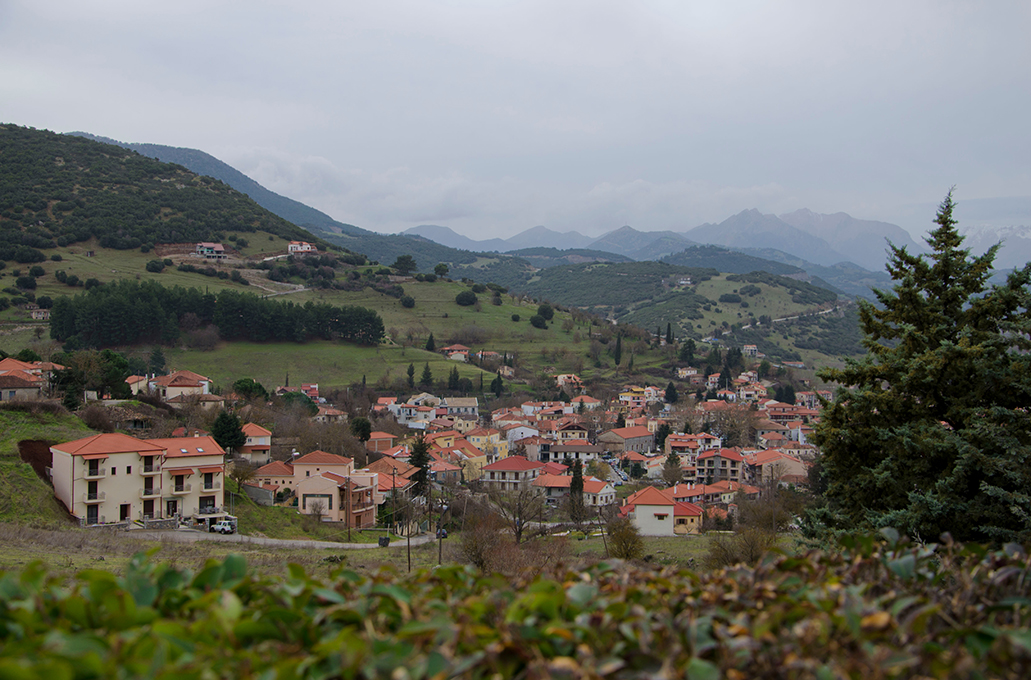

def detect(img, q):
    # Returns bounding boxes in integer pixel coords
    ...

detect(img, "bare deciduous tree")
[488,484,546,545]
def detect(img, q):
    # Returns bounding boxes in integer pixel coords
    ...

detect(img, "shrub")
[50,254,62,262]
[529,315,547,329]
[15,276,36,290]
[511,314,520,322]
[471,283,487,294]
[455,291,477,306]
[79,405,114,432]
[704,526,779,569]
[400,295,415,308]
[719,293,742,304]
[84,278,101,290]
[145,260,166,273]
[537,303,554,320]
[607,516,644,560]
[29,266,44,277]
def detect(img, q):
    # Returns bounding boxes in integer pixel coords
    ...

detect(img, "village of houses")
[2,347,827,540]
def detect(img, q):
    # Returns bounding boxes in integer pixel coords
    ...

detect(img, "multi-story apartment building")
[51,433,227,527]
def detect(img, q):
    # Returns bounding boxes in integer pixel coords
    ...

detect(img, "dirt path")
[133,528,435,550]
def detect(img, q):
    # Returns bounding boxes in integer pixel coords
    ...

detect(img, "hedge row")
[0,531,1029,678]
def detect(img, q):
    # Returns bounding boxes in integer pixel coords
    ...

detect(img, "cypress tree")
[569,461,586,528]
[425,333,435,352]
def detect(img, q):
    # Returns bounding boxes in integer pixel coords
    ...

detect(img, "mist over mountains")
[68,131,1030,293]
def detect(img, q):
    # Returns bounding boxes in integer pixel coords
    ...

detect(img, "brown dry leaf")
[861,611,892,631]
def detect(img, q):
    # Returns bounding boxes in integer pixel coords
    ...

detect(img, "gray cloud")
[2,0,1028,239]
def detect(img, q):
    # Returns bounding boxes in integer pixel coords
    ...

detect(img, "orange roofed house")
[239,423,272,465]
[51,433,227,528]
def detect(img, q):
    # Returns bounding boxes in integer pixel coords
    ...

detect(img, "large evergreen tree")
[408,436,431,497]
[810,192,1031,544]
[569,461,586,529]
[212,411,246,454]
[662,452,683,486]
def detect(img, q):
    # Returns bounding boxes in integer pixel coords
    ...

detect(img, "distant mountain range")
[67,131,1028,298]
[405,207,926,273]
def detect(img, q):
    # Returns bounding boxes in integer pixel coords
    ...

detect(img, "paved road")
[133,528,435,550]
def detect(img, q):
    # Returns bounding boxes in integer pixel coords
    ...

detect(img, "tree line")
[49,280,384,348]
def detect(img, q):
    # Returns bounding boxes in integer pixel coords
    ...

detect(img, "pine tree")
[665,381,679,404]
[408,435,431,497]
[810,191,1031,544]
[666,323,673,346]
[425,333,435,352]
[662,451,683,486]
[655,422,672,450]
[148,346,166,375]
[212,411,245,454]
[448,365,460,391]
[679,339,696,365]
[420,363,433,387]
[407,362,415,388]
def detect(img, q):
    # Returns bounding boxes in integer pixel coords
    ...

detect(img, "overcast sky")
[2,1,1029,239]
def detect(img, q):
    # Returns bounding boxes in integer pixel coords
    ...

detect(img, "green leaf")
[685,658,719,680]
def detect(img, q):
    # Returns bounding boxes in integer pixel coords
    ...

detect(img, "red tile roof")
[146,436,225,458]
[53,433,166,456]
[242,423,272,437]
[606,426,652,440]
[255,460,294,476]
[293,450,353,467]
[623,486,674,507]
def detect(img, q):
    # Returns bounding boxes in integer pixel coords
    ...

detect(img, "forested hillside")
[662,245,807,276]
[0,125,332,253]
[49,280,384,349]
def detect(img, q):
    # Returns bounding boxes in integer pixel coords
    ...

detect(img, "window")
[655,514,668,520]
[111,467,116,476]
[127,466,131,474]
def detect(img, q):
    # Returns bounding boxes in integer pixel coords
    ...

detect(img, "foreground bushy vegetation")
[1,531,1029,678]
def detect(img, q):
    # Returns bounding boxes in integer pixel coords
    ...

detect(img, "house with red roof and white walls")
[238,423,272,466]
[51,433,226,528]
[481,456,544,492]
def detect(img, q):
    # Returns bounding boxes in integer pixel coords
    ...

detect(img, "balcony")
[139,487,161,499]
[196,505,224,516]
[201,481,222,491]
[83,467,106,480]
[140,464,162,476]
[83,491,106,503]
[171,483,192,496]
